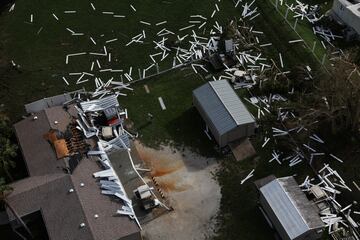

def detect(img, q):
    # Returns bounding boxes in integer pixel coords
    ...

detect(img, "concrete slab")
[135,142,221,240]
[229,138,256,161]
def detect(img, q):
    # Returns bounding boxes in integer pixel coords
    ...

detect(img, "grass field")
[121,68,220,157]
[254,3,319,69]
[0,1,344,240]
[0,0,329,121]
[258,0,334,67]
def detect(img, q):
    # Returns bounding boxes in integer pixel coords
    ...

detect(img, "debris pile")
[300,164,360,238]
[71,92,168,228]
[287,1,323,24]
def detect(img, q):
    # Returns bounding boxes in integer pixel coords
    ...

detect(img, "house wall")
[119,231,142,240]
[193,94,256,148]
[192,95,221,145]
[294,228,323,240]
[219,122,255,147]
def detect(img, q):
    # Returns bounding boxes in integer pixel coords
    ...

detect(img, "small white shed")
[193,80,256,147]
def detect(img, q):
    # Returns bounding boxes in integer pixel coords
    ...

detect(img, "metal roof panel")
[193,80,255,135]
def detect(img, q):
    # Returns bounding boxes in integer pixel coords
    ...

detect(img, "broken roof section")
[80,95,119,112]
[9,93,141,240]
[259,176,324,240]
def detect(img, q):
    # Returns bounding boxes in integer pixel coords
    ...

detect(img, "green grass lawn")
[121,68,221,157]
[254,3,319,69]
[0,0,241,121]
[0,0,331,121]
[258,0,333,67]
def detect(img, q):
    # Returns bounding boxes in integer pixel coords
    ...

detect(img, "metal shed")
[192,80,256,147]
[256,176,324,240]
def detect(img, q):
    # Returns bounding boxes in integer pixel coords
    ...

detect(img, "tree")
[293,55,360,135]
[0,114,17,181]
[0,114,13,138]
[318,57,360,134]
[0,138,17,180]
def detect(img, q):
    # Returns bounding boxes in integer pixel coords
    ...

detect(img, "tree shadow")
[165,107,222,172]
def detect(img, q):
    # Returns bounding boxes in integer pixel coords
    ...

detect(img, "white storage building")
[256,176,324,240]
[192,80,256,147]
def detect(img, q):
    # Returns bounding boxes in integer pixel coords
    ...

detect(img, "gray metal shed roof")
[193,80,254,135]
[260,177,324,240]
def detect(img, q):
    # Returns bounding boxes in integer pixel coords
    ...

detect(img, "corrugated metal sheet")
[278,177,324,231]
[80,95,119,112]
[193,80,254,135]
[260,177,324,240]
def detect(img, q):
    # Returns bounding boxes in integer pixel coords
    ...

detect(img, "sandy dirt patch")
[135,142,221,240]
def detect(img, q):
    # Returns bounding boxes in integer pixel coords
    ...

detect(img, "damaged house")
[6,92,142,240]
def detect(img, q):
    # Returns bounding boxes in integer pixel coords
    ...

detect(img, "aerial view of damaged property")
[1,0,360,240]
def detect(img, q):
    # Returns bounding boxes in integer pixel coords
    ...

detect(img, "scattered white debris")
[158,97,166,110]
[52,13,59,21]
[130,4,136,12]
[241,169,255,185]
[9,3,15,12]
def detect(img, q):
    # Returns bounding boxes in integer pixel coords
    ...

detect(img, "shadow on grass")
[163,107,223,171]
[214,156,275,240]
[165,107,219,156]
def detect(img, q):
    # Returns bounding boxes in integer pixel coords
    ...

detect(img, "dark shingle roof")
[7,174,94,240]
[14,111,66,176]
[9,104,140,240]
[71,157,140,240]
